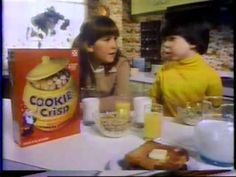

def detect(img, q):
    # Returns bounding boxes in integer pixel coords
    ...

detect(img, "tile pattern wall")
[122,0,140,59]
[122,0,163,60]
[203,26,233,71]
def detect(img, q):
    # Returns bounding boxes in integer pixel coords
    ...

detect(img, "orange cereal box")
[8,49,80,147]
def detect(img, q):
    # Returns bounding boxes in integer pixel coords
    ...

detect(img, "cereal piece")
[53,76,59,81]
[31,81,41,89]
[40,80,49,90]
[55,79,62,85]
[56,84,62,89]
[47,79,53,86]
[60,75,67,80]
[62,79,67,85]
[49,84,56,90]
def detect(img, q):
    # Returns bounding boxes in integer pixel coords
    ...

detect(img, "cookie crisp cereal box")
[8,49,80,147]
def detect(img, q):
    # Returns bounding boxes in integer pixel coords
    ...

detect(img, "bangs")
[95,24,119,39]
[79,16,119,45]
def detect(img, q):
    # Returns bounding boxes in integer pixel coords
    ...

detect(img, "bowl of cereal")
[95,112,131,138]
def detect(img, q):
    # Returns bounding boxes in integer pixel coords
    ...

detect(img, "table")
[2,98,234,171]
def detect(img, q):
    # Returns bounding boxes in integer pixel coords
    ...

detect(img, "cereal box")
[8,49,80,147]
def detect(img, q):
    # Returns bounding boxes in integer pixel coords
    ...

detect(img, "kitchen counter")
[130,72,154,84]
[130,71,234,97]
[130,71,233,83]
[3,98,234,171]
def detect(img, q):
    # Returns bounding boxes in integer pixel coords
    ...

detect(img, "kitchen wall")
[202,26,233,72]
[88,0,233,72]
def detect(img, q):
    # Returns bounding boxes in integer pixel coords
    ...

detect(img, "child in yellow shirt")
[149,18,223,117]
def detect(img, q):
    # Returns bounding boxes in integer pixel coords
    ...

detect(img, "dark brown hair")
[161,12,210,55]
[72,16,121,88]
[161,20,210,54]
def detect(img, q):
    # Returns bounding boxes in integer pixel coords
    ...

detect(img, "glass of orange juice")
[144,103,163,141]
[115,96,131,122]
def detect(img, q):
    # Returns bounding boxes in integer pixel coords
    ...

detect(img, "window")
[3,0,87,73]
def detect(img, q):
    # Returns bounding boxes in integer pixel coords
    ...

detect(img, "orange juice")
[144,112,161,140]
[115,101,130,120]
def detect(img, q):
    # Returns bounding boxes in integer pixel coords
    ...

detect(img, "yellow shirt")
[149,54,223,117]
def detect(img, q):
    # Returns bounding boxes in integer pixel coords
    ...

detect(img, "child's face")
[89,35,118,63]
[161,35,196,61]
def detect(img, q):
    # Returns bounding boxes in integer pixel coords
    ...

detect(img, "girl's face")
[88,35,118,64]
[161,35,196,61]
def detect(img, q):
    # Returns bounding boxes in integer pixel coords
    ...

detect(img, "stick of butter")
[148,149,167,161]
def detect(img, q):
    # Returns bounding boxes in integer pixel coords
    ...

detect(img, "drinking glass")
[133,96,152,128]
[177,102,203,125]
[143,103,163,141]
[115,96,131,122]
[202,96,234,122]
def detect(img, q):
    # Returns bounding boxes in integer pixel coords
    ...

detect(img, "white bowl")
[194,119,234,166]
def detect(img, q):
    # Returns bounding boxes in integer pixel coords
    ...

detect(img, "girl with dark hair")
[149,18,223,118]
[72,16,130,111]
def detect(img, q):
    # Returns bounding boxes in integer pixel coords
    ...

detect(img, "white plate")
[106,138,234,171]
[152,139,234,170]
[106,153,198,170]
[98,170,163,176]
